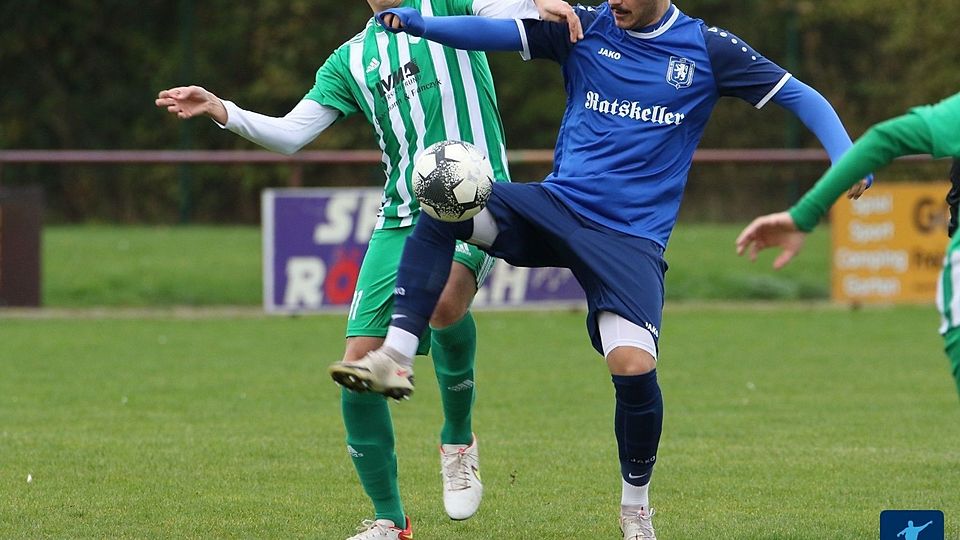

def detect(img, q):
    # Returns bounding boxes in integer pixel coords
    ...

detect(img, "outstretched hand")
[846,174,874,200]
[535,0,583,42]
[155,86,227,124]
[376,8,426,36]
[735,211,807,270]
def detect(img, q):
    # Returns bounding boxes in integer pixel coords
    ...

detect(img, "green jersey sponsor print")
[304,0,511,230]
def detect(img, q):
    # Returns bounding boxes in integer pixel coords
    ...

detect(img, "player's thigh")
[478,183,570,267]
[569,229,667,355]
[347,227,431,355]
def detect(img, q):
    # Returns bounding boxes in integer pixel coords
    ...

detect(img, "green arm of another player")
[788,113,934,232]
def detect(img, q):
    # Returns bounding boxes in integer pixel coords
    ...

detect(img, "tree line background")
[2,0,958,223]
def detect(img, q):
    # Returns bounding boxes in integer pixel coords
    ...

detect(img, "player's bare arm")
[533,0,583,42]
[735,211,807,270]
[155,86,228,124]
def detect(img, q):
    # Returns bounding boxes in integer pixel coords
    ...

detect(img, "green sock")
[431,311,477,445]
[341,388,405,526]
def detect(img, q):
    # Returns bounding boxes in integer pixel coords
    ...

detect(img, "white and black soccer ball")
[413,140,494,222]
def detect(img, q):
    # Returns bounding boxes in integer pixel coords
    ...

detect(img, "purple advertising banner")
[262,188,585,314]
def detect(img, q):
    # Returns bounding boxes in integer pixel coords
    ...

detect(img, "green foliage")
[3,1,958,221]
[1,308,957,538]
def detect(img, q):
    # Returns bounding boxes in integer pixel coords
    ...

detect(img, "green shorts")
[943,328,960,398]
[346,227,495,354]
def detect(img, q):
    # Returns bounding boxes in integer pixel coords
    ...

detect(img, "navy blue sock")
[391,215,473,338]
[612,370,663,487]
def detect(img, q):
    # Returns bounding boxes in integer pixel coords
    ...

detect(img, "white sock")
[384,326,419,366]
[621,478,650,509]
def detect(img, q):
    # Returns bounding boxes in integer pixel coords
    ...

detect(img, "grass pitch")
[2,307,957,539]
[40,223,831,307]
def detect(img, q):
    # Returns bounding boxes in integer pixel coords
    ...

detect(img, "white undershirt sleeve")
[215,99,340,155]
[472,0,539,19]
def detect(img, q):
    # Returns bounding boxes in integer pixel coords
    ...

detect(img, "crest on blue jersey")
[666,56,695,89]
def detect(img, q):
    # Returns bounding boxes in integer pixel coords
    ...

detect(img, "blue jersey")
[518,3,791,247]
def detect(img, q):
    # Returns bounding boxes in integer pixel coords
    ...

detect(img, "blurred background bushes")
[1,0,958,223]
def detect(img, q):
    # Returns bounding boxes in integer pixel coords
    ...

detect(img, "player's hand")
[735,211,807,270]
[376,8,426,36]
[534,0,583,43]
[155,86,227,124]
[846,174,874,200]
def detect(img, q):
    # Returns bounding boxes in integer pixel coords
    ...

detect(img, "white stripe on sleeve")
[755,73,793,110]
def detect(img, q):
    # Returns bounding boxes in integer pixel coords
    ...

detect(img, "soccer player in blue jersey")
[327,1,866,537]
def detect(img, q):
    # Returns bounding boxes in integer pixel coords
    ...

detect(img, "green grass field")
[40,223,831,307]
[5,225,957,538]
[2,307,958,539]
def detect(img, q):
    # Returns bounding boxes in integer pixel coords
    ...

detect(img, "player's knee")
[431,264,476,328]
[430,299,465,328]
[606,346,656,376]
[598,312,658,375]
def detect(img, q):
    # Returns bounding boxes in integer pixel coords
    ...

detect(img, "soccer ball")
[413,140,494,222]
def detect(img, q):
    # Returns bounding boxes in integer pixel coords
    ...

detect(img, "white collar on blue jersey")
[625,3,679,39]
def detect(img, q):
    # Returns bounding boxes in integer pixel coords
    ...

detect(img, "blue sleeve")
[377,8,523,51]
[704,26,789,106]
[771,77,855,164]
[422,16,524,51]
[520,4,601,63]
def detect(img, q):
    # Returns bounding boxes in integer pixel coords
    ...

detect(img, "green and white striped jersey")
[937,234,960,337]
[305,0,532,230]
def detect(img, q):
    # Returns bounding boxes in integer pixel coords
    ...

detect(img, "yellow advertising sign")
[831,182,951,303]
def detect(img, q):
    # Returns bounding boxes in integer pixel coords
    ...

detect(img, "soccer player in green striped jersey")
[737,91,960,400]
[156,1,582,538]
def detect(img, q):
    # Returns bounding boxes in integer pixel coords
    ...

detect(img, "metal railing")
[0,148,932,186]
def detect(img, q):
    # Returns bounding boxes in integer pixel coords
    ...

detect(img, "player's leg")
[602,318,661,540]
[338,229,423,538]
[431,259,480,446]
[330,211,482,397]
[335,182,567,394]
[568,228,667,540]
[431,248,494,520]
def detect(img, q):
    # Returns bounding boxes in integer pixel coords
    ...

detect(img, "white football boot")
[346,516,412,540]
[328,347,415,400]
[440,434,483,520]
[620,507,657,540]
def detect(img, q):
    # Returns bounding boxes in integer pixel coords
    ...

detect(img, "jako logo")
[644,321,660,338]
[598,47,621,60]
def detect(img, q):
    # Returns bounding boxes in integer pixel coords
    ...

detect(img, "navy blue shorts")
[482,182,667,355]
